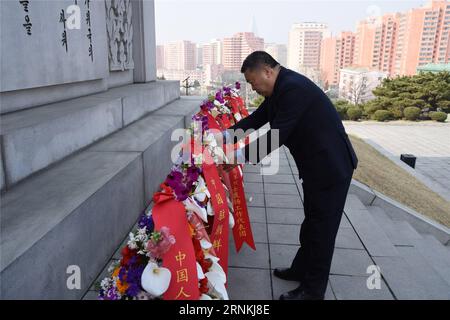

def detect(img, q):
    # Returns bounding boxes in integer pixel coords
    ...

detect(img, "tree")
[370,71,450,119]
[349,76,368,106]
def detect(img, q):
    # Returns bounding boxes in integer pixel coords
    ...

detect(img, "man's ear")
[262,66,272,78]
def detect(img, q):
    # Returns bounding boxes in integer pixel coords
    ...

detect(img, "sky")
[155,0,428,45]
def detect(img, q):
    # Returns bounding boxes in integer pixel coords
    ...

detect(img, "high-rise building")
[196,44,203,68]
[287,22,329,73]
[202,39,223,66]
[320,31,356,87]
[353,13,400,76]
[264,43,287,66]
[156,45,165,70]
[352,0,449,77]
[222,32,264,71]
[163,40,197,70]
[395,0,450,76]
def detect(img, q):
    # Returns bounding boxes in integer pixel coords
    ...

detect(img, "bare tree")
[350,76,368,106]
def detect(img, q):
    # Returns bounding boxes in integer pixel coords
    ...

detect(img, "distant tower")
[249,16,258,36]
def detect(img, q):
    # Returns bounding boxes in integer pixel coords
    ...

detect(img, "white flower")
[141,262,172,296]
[183,196,208,222]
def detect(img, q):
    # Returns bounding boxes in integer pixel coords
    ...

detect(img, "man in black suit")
[223,51,358,300]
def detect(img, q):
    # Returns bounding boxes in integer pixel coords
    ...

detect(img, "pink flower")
[146,227,176,259]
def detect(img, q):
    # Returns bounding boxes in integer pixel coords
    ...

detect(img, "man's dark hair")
[241,51,280,73]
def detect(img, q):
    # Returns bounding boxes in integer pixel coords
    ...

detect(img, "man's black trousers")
[290,175,353,298]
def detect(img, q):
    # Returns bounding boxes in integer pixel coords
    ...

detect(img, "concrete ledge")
[0,151,145,299]
[158,80,180,105]
[0,82,181,189]
[0,145,5,191]
[350,179,450,246]
[1,96,123,187]
[153,96,204,128]
[349,179,376,206]
[91,82,174,126]
[371,190,450,246]
[89,113,185,206]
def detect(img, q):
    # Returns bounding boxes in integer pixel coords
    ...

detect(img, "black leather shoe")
[273,268,302,282]
[279,286,324,300]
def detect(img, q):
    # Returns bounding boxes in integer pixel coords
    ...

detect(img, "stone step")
[372,255,433,299]
[344,195,398,257]
[395,246,450,299]
[369,206,423,246]
[0,81,179,189]
[411,234,450,286]
[0,97,199,299]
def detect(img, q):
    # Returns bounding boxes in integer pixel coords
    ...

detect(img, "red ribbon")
[228,167,256,252]
[152,187,200,300]
[202,150,230,277]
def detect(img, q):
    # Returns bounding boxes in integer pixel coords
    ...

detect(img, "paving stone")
[396,246,450,299]
[243,165,262,174]
[250,222,268,244]
[339,214,352,228]
[243,182,264,194]
[335,227,365,250]
[344,196,398,257]
[411,235,450,286]
[227,268,272,300]
[263,174,295,184]
[369,207,423,246]
[266,208,304,225]
[263,158,290,167]
[372,256,430,299]
[265,194,303,209]
[247,193,265,207]
[261,165,292,175]
[229,242,270,269]
[268,224,300,245]
[244,173,263,183]
[264,183,299,196]
[329,275,394,300]
[269,244,299,269]
[248,206,266,223]
[330,248,374,277]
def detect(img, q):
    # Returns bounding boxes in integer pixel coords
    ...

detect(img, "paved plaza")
[344,121,450,202]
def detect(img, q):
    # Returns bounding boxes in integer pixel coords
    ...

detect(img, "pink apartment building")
[320,31,356,87]
[222,32,264,71]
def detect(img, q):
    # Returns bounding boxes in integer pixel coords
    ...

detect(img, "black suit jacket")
[228,66,358,189]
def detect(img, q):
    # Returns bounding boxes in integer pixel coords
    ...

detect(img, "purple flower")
[235,81,241,90]
[165,165,200,201]
[223,86,232,95]
[192,114,209,133]
[125,264,145,297]
[99,287,120,300]
[215,91,224,104]
[138,213,154,231]
[200,100,214,112]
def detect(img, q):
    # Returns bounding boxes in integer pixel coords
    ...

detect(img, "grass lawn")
[349,135,450,228]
